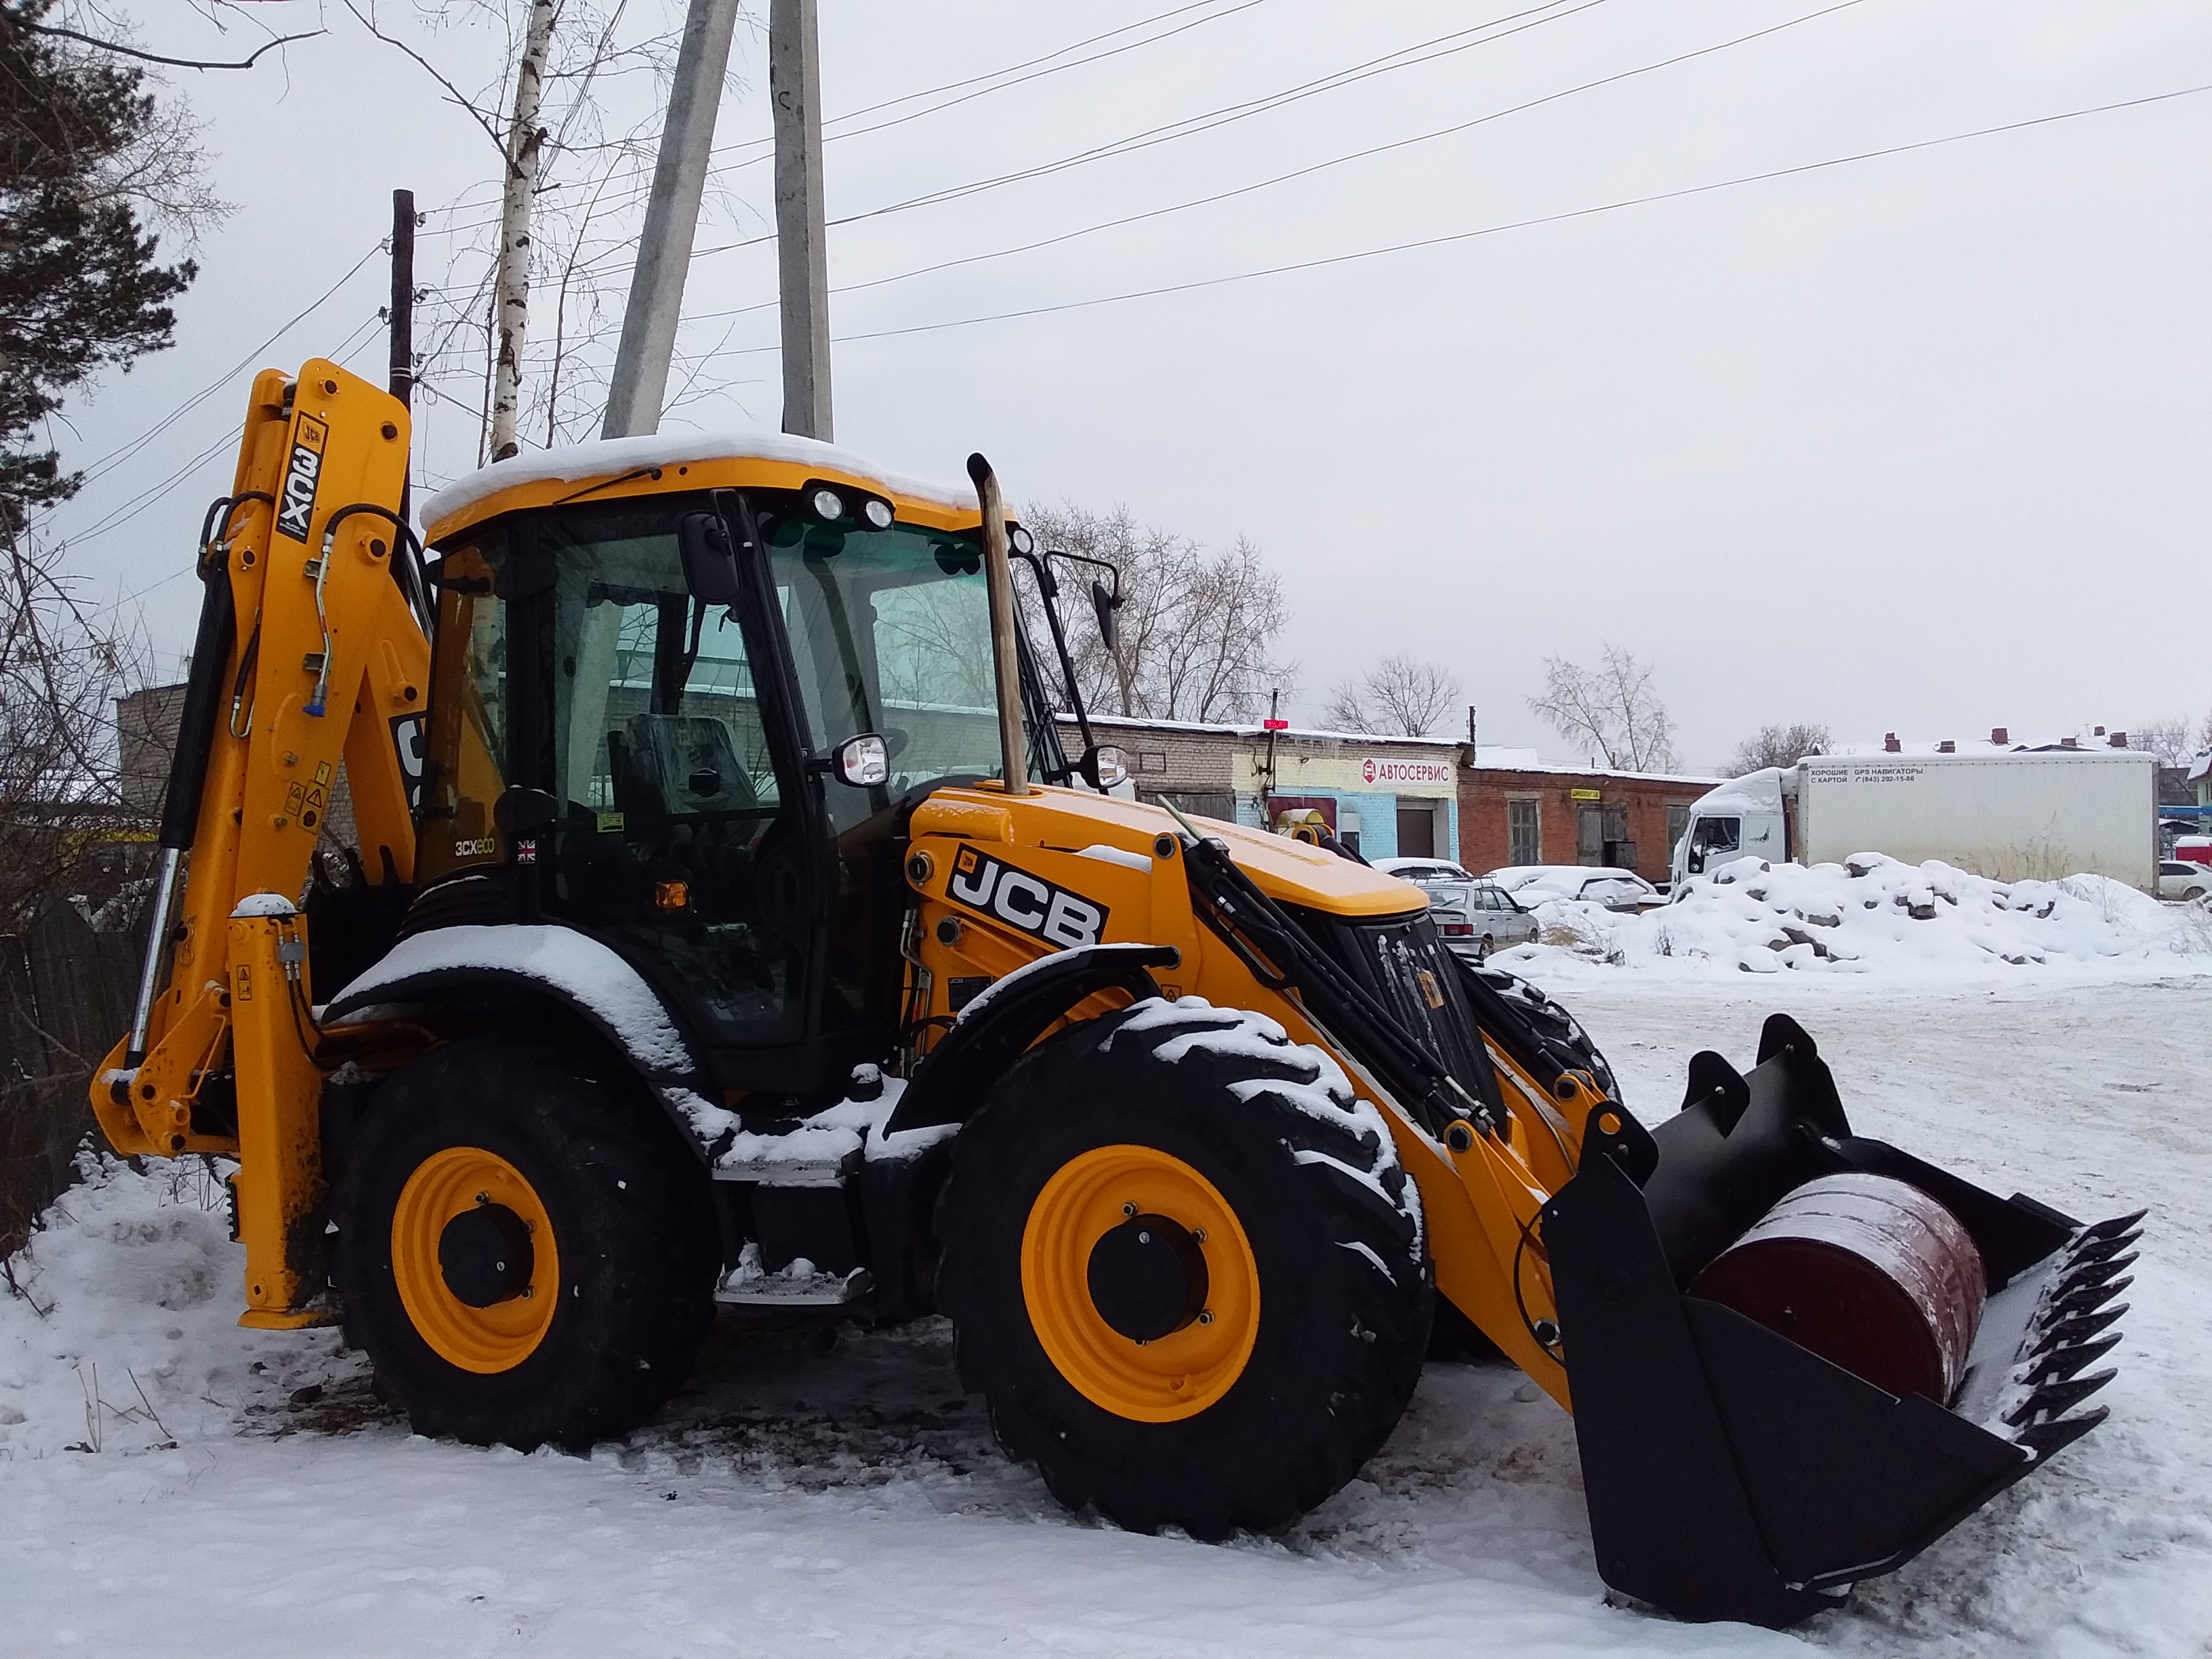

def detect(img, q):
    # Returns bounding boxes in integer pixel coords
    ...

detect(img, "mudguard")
[880,941,1180,1134]
[321,922,729,1158]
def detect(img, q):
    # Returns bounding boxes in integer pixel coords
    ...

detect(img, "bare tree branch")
[1326,653,1459,735]
[1017,504,1293,725]
[341,0,508,158]
[1729,722,1830,775]
[1527,644,1676,771]
[22,20,321,70]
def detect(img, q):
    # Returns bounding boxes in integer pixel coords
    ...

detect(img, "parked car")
[1486,863,1667,912]
[2158,860,2212,901]
[1373,857,1541,956]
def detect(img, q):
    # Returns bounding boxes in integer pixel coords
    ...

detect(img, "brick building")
[1063,714,1462,862]
[1456,748,1719,883]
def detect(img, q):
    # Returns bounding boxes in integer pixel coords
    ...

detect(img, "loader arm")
[91,361,426,1326]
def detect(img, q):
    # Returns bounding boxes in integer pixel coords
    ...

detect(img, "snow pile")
[1504,855,2210,977]
[0,1155,354,1466]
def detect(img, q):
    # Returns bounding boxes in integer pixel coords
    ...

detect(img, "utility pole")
[388,187,418,558]
[771,0,832,441]
[388,189,415,409]
[602,0,741,439]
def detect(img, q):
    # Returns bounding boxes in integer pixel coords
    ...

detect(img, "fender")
[321,922,729,1160]
[882,941,1181,1134]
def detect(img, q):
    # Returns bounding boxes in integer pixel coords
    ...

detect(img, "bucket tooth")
[2080,1209,2147,1242]
[2004,1368,2116,1428]
[2049,1276,2132,1322]
[2040,1305,2127,1349]
[2062,1252,2136,1291]
[2015,1406,2109,1460]
[2024,1335,2120,1387]
[2069,1231,2139,1267]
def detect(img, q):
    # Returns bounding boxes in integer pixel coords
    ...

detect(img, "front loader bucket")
[1542,1014,2137,1628]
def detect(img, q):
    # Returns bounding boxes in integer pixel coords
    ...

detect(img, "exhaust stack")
[966,452,1030,796]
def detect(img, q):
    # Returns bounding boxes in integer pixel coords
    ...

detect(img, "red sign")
[1361,756,1452,786]
[1263,718,1289,731]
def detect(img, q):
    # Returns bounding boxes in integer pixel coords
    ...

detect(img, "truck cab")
[1671,766,1790,886]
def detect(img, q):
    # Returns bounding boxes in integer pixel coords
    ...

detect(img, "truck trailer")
[1672,751,2158,890]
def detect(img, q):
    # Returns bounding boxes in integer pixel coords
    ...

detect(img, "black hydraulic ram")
[123,505,247,1065]
[1546,1012,2138,1626]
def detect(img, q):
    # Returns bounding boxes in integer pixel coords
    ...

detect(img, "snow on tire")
[937,996,1431,1539]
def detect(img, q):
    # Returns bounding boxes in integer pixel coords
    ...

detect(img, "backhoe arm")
[91,360,425,1324]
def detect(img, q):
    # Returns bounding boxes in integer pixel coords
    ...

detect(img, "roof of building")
[1458,746,1723,787]
[1069,712,1460,749]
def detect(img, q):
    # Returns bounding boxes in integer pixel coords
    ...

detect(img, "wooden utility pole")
[602,0,741,439]
[771,0,832,441]
[388,189,415,408]
[487,0,556,463]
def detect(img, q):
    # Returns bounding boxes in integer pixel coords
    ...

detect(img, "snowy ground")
[4,964,2210,1657]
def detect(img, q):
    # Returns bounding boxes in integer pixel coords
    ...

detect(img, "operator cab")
[415,447,1080,1097]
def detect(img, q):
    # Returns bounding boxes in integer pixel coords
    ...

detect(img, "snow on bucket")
[1691,1172,1986,1401]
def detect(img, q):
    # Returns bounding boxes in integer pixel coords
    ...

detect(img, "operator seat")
[612,714,758,821]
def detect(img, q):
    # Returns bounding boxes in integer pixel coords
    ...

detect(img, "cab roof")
[419,430,984,544]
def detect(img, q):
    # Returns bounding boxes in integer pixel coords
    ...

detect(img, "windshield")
[752,496,1064,830]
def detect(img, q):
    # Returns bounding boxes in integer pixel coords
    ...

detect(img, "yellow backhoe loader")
[96,359,2137,1627]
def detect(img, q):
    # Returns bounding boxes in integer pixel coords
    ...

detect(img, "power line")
[674,81,2212,365]
[70,308,388,558]
[680,0,1868,328]
[412,3,1282,250]
[823,0,1237,127]
[75,242,386,487]
[819,0,1614,230]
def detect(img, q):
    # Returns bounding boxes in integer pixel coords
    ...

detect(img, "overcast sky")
[41,0,2212,769]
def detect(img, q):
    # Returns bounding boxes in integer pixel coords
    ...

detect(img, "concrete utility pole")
[771,0,832,441]
[602,0,741,440]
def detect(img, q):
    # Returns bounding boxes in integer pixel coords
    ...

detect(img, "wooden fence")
[1,904,137,1257]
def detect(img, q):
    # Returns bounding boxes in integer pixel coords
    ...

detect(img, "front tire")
[938,997,1431,1537]
[333,1036,719,1450]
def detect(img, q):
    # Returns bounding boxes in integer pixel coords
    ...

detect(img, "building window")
[1666,803,1691,862]
[1507,797,1540,865]
[1138,751,1168,774]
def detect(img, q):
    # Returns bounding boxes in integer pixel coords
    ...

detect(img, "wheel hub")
[1086,1213,1208,1343]
[438,1201,536,1307]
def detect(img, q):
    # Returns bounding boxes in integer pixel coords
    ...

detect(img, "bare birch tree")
[1017,503,1294,724]
[1323,654,1460,736]
[1527,644,1677,771]
[347,1,690,467]
[487,0,556,462]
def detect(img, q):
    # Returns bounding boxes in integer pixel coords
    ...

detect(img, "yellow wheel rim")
[1020,1144,1260,1423]
[391,1145,560,1374]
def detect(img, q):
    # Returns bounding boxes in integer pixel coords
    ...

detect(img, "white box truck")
[1671,751,2158,890]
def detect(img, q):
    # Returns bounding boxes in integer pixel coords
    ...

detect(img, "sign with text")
[1360,756,1453,787]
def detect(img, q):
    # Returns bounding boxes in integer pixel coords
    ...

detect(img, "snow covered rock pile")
[1509,855,2208,977]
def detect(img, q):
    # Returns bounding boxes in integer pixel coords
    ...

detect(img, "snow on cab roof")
[419,429,978,535]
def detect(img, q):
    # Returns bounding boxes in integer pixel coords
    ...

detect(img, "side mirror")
[1090,579,1119,652]
[493,785,560,835]
[678,510,739,604]
[1079,743,1128,791]
[830,732,889,788]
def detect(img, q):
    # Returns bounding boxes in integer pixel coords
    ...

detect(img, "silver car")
[1373,857,1542,958]
[2159,859,2212,901]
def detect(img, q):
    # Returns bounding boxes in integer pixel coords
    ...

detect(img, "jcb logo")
[947,844,1107,949]
[389,712,426,813]
[274,415,328,542]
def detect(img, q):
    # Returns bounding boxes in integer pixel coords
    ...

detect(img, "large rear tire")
[333,1036,719,1450]
[937,997,1431,1536]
